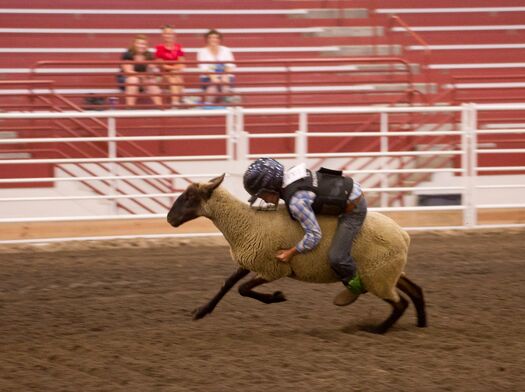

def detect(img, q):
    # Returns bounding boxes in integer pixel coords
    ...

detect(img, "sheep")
[167,174,427,334]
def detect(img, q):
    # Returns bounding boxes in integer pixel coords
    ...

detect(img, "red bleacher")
[1,0,524,208]
[2,1,525,104]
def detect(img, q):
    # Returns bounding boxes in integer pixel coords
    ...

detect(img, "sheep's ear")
[209,173,225,189]
[201,173,225,198]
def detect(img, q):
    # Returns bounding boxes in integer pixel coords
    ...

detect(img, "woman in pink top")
[155,25,185,106]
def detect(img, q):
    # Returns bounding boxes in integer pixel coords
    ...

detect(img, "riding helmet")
[243,158,284,204]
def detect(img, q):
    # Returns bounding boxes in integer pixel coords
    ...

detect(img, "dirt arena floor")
[1,229,524,392]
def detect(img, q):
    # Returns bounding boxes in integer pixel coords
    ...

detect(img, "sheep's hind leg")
[370,295,409,334]
[238,277,286,304]
[192,267,250,320]
[396,275,427,328]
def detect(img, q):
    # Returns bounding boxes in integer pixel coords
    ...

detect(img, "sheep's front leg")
[238,277,286,304]
[192,267,250,320]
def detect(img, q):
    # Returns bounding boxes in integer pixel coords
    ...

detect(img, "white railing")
[0,104,524,243]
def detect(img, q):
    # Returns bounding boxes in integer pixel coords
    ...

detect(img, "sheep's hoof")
[192,305,211,320]
[271,291,286,303]
[359,323,391,335]
[370,326,389,335]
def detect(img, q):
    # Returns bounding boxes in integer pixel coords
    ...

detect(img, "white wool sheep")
[167,175,426,333]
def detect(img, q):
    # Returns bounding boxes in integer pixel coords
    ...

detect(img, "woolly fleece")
[200,185,410,302]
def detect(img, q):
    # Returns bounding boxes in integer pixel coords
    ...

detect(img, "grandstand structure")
[0,0,524,240]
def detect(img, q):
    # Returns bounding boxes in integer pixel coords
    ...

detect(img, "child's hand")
[276,247,297,263]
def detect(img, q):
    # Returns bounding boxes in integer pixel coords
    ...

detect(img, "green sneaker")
[347,275,365,295]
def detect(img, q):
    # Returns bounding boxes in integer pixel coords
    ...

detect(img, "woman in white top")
[196,29,236,105]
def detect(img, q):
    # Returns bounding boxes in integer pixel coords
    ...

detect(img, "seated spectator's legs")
[203,75,219,104]
[202,74,235,104]
[125,76,140,106]
[125,75,162,107]
[167,74,184,106]
[200,75,225,104]
[219,74,233,96]
[144,76,163,106]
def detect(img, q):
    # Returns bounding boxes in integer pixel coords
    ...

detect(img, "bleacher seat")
[1,0,524,207]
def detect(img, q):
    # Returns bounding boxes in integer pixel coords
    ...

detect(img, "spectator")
[121,35,162,107]
[155,25,185,107]
[197,29,236,105]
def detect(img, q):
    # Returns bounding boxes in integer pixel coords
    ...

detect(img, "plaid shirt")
[288,182,362,253]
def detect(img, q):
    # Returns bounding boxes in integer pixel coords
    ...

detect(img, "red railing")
[35,94,175,210]
[0,81,183,213]
[1,57,426,211]
[311,90,459,207]
[26,57,418,110]
[387,15,432,87]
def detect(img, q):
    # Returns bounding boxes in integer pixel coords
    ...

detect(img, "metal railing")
[386,15,432,86]
[6,57,419,110]
[0,104,524,243]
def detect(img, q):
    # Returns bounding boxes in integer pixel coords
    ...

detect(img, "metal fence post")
[107,116,118,215]
[469,104,478,227]
[461,104,477,228]
[237,131,249,162]
[226,107,235,160]
[380,112,389,207]
[235,107,249,163]
[295,111,308,164]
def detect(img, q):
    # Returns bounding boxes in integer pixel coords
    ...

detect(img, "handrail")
[31,94,172,212]
[0,147,135,214]
[333,89,456,206]
[310,91,422,171]
[13,78,192,197]
[341,112,459,206]
[24,86,185,210]
[0,83,179,212]
[49,94,176,193]
[387,15,431,86]
[32,57,414,67]
[48,91,179,188]
[388,16,430,55]
[27,57,416,109]
[1,105,524,236]
[12,57,421,212]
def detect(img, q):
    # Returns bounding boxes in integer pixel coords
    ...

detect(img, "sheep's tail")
[399,230,411,278]
[402,230,411,248]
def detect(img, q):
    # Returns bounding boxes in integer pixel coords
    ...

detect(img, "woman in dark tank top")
[120,35,162,107]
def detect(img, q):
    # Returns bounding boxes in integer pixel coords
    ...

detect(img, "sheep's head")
[167,174,225,227]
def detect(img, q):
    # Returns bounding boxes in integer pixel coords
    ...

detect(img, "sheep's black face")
[168,174,224,227]
[167,185,202,227]
[167,174,225,228]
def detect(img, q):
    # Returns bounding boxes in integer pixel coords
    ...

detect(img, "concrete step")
[336,82,437,94]
[311,26,384,38]
[0,131,18,139]
[296,8,368,19]
[58,162,171,214]
[335,44,402,56]
[346,63,420,74]
[401,144,456,185]
[0,152,31,159]
[415,123,459,132]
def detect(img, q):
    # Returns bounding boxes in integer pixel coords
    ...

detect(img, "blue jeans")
[328,197,367,285]
[199,74,236,90]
